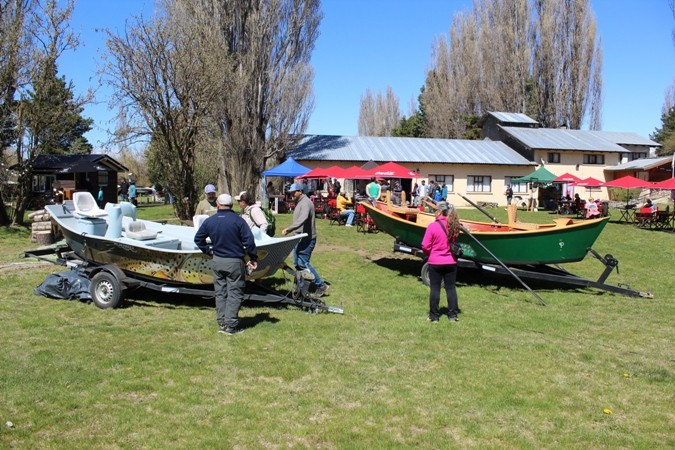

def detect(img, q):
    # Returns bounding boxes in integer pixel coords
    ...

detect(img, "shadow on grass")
[372,256,597,299]
[121,279,308,315]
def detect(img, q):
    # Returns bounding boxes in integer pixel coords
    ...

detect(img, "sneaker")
[427,316,439,323]
[345,224,353,227]
[219,325,243,335]
[448,315,459,322]
[314,283,330,297]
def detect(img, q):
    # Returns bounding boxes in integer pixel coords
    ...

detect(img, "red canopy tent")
[573,177,604,187]
[552,172,582,183]
[297,166,349,179]
[341,165,372,179]
[572,177,605,198]
[364,161,421,179]
[603,175,652,189]
[603,175,653,206]
[650,177,675,189]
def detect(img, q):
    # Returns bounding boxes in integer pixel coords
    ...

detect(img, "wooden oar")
[459,224,546,306]
[454,193,500,224]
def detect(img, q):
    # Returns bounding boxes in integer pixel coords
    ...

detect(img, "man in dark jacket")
[194,193,258,335]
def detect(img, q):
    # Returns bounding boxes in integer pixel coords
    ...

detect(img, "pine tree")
[651,106,675,156]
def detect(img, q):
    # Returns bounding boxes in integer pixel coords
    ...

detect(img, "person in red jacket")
[421,201,461,323]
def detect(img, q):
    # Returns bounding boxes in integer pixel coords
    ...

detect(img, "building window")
[98,171,109,187]
[505,177,528,194]
[32,174,55,192]
[583,154,605,165]
[467,175,491,192]
[430,175,454,192]
[547,152,560,163]
[630,152,647,161]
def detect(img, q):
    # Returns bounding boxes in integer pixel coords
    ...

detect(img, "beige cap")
[217,194,233,206]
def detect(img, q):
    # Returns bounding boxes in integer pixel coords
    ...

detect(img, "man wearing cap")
[196,184,218,216]
[194,193,258,335]
[282,183,329,296]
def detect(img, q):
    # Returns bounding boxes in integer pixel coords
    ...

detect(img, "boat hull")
[362,202,608,265]
[46,204,303,286]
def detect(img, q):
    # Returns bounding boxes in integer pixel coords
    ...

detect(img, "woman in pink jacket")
[421,201,460,323]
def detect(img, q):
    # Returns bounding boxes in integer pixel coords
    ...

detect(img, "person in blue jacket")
[194,193,258,335]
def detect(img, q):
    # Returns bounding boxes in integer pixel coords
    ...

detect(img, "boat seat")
[73,192,108,218]
[193,214,209,231]
[125,221,158,240]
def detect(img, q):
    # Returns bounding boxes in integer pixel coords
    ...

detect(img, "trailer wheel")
[90,271,124,309]
[421,263,431,287]
[420,263,444,288]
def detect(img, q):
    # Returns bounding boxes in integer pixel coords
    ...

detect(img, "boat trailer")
[25,244,344,314]
[393,240,653,301]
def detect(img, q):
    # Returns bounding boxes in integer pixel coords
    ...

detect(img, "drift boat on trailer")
[39,192,344,312]
[363,201,609,265]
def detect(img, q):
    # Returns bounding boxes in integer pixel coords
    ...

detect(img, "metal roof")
[587,130,661,147]
[487,111,539,125]
[604,156,672,171]
[501,127,629,153]
[16,154,128,173]
[288,135,534,166]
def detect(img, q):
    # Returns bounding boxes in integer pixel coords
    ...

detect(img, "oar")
[455,193,501,224]
[459,224,546,306]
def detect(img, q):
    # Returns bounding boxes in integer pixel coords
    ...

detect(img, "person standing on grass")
[128,180,137,206]
[194,193,258,335]
[421,201,460,323]
[196,184,218,216]
[281,183,329,297]
[366,177,381,206]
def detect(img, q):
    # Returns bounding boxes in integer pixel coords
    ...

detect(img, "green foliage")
[392,86,427,137]
[460,114,482,139]
[22,58,92,155]
[651,106,675,156]
[2,211,673,448]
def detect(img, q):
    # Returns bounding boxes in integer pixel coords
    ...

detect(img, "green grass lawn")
[1,205,673,448]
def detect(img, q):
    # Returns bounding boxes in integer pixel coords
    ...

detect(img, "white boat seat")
[73,192,107,218]
[125,221,158,240]
[193,214,209,231]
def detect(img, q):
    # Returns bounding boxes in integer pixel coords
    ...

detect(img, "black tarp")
[34,269,92,301]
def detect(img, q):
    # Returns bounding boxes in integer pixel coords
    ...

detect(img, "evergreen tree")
[651,106,675,156]
[22,58,92,155]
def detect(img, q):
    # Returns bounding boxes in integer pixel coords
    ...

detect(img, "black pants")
[428,263,459,320]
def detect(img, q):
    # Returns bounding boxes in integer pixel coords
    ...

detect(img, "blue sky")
[60,0,675,150]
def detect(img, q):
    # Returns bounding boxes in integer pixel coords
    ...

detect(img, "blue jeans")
[293,238,324,286]
[340,209,355,225]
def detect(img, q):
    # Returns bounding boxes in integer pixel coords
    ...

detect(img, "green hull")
[362,203,609,265]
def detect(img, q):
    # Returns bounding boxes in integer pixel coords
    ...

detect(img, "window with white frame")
[505,176,528,194]
[583,154,604,164]
[547,152,560,163]
[467,175,491,192]
[430,175,454,192]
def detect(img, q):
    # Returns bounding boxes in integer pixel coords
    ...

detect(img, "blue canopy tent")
[262,157,311,212]
[262,157,311,178]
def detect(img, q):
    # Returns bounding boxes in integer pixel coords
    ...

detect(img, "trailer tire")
[90,271,124,309]
[421,263,430,287]
[420,263,444,288]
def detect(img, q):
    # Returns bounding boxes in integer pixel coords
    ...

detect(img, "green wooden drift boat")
[361,202,609,266]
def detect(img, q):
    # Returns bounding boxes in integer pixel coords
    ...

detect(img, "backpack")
[250,206,276,237]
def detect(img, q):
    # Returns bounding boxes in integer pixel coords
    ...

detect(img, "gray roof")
[487,111,539,125]
[288,135,534,166]
[605,156,672,171]
[587,130,661,147]
[502,127,629,153]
